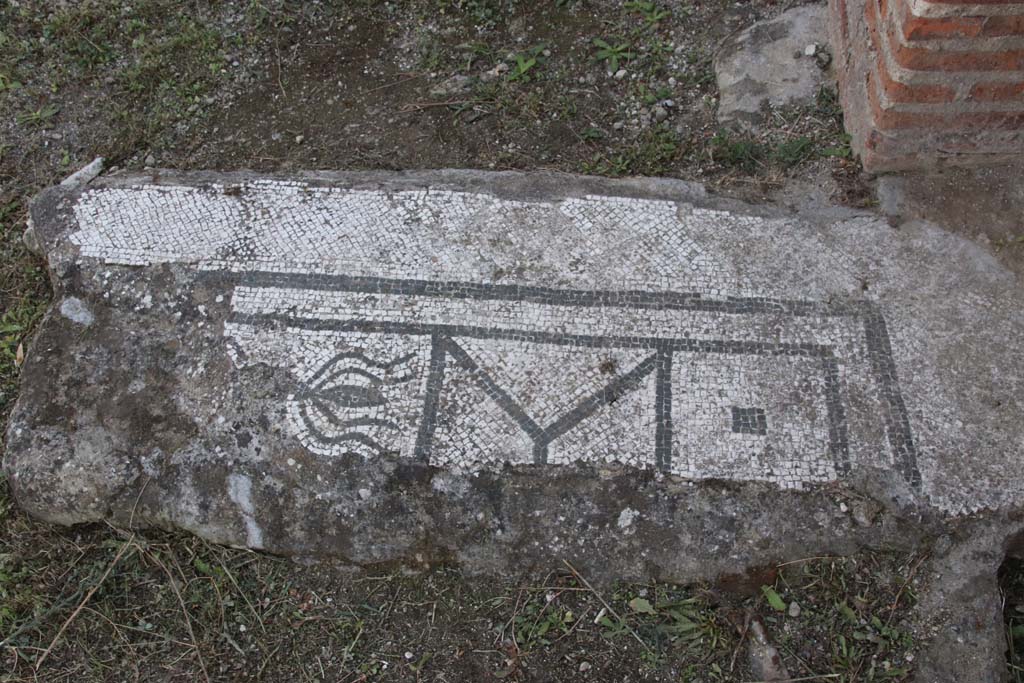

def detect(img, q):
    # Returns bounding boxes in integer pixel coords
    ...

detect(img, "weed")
[821,133,853,159]
[636,82,672,105]
[446,0,507,29]
[593,38,635,73]
[816,85,845,126]
[514,596,574,649]
[710,132,766,172]
[625,1,670,30]
[0,73,22,92]
[773,136,816,167]
[508,44,547,83]
[17,105,60,126]
[710,131,822,172]
[584,126,681,176]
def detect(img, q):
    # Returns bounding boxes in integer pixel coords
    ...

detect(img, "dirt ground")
[0,1,1020,681]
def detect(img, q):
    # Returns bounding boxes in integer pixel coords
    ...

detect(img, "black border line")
[413,332,446,461]
[654,349,673,472]
[226,270,864,319]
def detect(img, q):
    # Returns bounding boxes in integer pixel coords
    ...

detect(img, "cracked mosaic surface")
[69,181,922,490]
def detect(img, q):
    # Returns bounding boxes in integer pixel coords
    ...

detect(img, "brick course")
[831,0,1024,169]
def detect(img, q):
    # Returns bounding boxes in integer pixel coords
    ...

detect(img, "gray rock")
[713,5,831,132]
[22,224,42,257]
[5,169,1024,681]
[480,63,508,82]
[59,157,104,189]
[748,616,789,681]
[429,74,472,98]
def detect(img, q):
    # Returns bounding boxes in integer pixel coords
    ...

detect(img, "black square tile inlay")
[732,406,768,435]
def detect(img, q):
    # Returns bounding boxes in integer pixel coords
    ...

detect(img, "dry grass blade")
[561,559,652,653]
[742,675,841,683]
[34,538,135,672]
[141,543,211,683]
[886,553,928,628]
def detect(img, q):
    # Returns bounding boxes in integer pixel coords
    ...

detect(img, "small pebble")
[579,662,592,672]
[788,601,801,618]
[804,43,818,56]
[295,135,305,144]
[614,69,627,80]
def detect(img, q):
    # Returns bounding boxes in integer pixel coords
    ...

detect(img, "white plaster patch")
[226,474,263,549]
[60,297,95,326]
[618,507,639,529]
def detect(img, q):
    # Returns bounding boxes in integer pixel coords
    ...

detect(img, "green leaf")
[838,601,859,624]
[629,597,657,615]
[761,585,787,612]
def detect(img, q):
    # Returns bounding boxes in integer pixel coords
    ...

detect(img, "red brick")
[875,60,959,101]
[868,70,1024,129]
[893,45,1024,71]
[871,0,1024,70]
[903,13,985,40]
[837,0,851,40]
[970,80,1024,98]
[900,10,1024,40]
[833,0,1024,170]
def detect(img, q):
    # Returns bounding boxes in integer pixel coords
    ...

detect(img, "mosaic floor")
[65,179,925,491]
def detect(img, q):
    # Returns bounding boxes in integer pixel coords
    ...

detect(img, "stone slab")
[5,169,1024,580]
[714,4,831,131]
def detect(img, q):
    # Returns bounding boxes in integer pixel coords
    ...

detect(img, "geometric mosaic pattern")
[71,182,919,491]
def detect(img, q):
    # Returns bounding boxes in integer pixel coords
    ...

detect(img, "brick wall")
[830,0,1024,171]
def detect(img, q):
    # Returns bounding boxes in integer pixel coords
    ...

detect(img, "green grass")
[1003,559,1024,682]
[582,125,682,176]
[0,1,307,165]
[708,130,840,174]
[0,200,48,419]
[0,522,922,681]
